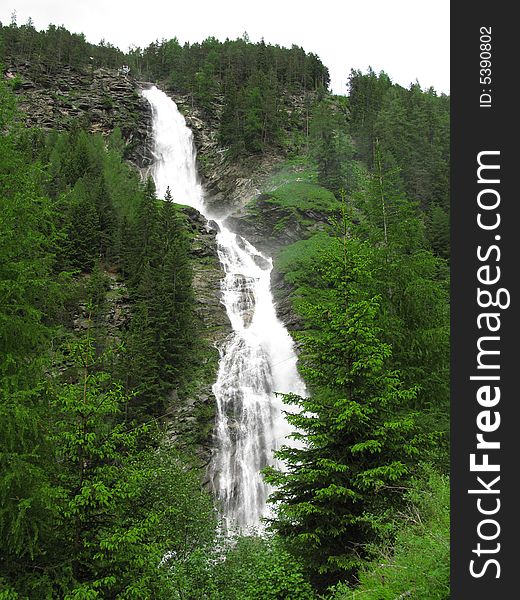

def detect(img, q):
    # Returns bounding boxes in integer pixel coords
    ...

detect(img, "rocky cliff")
[9,61,153,168]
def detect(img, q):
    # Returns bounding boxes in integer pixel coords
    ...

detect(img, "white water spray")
[142,86,306,529]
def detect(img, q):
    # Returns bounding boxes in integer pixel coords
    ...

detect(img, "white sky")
[1,1,450,95]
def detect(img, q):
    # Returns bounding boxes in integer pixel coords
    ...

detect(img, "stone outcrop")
[182,207,231,348]
[170,92,316,218]
[9,61,152,168]
[223,195,333,331]
[72,271,131,338]
[163,93,282,218]
[224,194,331,256]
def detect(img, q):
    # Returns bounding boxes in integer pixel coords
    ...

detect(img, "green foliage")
[0,385,57,580]
[0,92,62,377]
[121,179,198,418]
[49,337,149,588]
[309,100,361,194]
[426,203,450,259]
[1,18,124,72]
[276,179,449,465]
[265,235,421,590]
[90,447,217,599]
[374,84,450,216]
[351,155,450,441]
[220,70,283,154]
[268,172,448,585]
[277,232,337,287]
[347,68,393,167]
[1,329,219,598]
[15,122,201,421]
[65,179,102,271]
[0,79,60,594]
[209,536,315,599]
[162,534,315,599]
[266,182,339,212]
[268,156,318,187]
[347,69,450,256]
[1,30,451,600]
[331,467,449,600]
[0,79,217,597]
[44,131,121,272]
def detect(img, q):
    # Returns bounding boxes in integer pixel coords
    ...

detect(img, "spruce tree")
[93,175,117,264]
[356,153,449,431]
[309,100,355,195]
[66,179,101,271]
[264,237,420,589]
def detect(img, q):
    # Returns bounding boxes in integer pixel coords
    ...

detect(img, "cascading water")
[142,86,306,529]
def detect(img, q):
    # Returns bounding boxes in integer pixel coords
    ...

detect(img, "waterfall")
[142,86,306,530]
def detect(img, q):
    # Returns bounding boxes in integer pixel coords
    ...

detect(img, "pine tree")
[427,203,450,259]
[66,179,101,271]
[356,152,449,428]
[93,175,117,264]
[194,57,219,114]
[0,80,63,591]
[242,78,264,153]
[309,100,355,195]
[126,177,161,288]
[156,198,196,389]
[124,295,163,417]
[347,68,392,166]
[155,242,195,388]
[264,237,419,589]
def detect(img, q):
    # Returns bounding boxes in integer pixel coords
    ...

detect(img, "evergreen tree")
[126,177,161,288]
[309,100,356,194]
[66,179,101,271]
[93,176,117,263]
[347,68,392,166]
[194,56,219,114]
[427,203,450,259]
[265,237,419,589]
[125,258,162,403]
[355,153,449,434]
[155,242,195,388]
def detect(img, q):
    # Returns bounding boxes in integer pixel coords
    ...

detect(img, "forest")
[1,16,449,600]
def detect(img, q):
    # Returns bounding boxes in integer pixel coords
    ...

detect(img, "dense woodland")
[1,17,449,599]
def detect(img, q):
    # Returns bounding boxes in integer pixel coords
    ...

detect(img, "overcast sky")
[1,0,450,95]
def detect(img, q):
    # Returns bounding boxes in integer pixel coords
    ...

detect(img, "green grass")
[276,232,335,279]
[264,182,338,212]
[267,155,318,188]
[256,154,340,214]
[273,232,339,316]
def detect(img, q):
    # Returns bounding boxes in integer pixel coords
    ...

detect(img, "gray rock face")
[9,61,153,168]
[225,198,330,257]
[175,207,231,461]
[72,271,131,340]
[182,206,231,347]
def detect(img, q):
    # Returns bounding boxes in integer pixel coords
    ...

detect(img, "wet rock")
[225,197,330,256]
[252,254,271,270]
